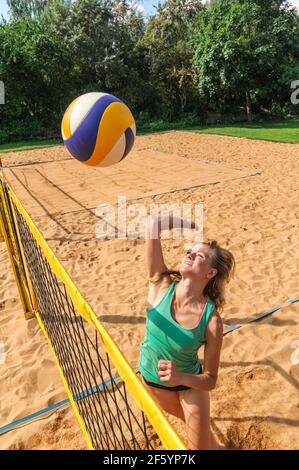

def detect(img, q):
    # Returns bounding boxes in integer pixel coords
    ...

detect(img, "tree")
[7,0,52,19]
[0,16,72,141]
[104,1,147,109]
[191,0,299,121]
[0,0,149,143]
[143,0,203,120]
[43,0,147,111]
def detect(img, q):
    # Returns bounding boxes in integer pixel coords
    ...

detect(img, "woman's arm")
[145,215,168,280]
[158,314,223,391]
[146,215,198,279]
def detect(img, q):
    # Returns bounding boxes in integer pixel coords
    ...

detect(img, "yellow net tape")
[0,174,186,450]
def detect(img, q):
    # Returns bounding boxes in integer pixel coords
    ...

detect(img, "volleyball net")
[0,172,186,450]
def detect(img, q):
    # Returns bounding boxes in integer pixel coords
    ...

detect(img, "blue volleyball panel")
[65,94,121,162]
[121,127,135,161]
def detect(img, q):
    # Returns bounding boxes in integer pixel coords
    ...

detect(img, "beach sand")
[0,131,298,449]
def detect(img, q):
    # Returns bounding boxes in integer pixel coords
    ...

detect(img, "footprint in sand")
[290,340,299,365]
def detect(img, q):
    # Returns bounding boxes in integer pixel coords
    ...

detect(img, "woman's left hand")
[157,360,186,387]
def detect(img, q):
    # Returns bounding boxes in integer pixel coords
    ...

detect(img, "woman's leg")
[142,379,185,421]
[179,388,217,450]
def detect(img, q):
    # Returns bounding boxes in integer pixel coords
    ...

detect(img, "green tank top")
[139,281,215,385]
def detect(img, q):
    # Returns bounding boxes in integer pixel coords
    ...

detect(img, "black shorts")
[142,376,191,392]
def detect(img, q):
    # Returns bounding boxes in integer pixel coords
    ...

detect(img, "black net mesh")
[2,180,160,450]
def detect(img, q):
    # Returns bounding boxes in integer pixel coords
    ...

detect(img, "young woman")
[139,215,235,450]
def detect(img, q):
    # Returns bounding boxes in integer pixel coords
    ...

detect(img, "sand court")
[0,131,298,450]
[4,146,259,219]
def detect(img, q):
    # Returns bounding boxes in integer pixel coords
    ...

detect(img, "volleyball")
[61,92,136,167]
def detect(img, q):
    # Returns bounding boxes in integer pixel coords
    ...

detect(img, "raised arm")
[146,215,198,280]
[145,215,168,280]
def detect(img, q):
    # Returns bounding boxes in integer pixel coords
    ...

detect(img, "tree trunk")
[245,89,252,122]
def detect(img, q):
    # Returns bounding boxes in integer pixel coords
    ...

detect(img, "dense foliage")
[0,0,298,142]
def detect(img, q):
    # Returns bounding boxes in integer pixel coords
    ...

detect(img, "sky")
[0,0,299,20]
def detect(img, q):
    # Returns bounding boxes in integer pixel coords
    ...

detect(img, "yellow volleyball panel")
[86,102,135,167]
[61,97,79,141]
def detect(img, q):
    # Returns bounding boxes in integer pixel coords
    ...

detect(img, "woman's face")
[180,243,217,282]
